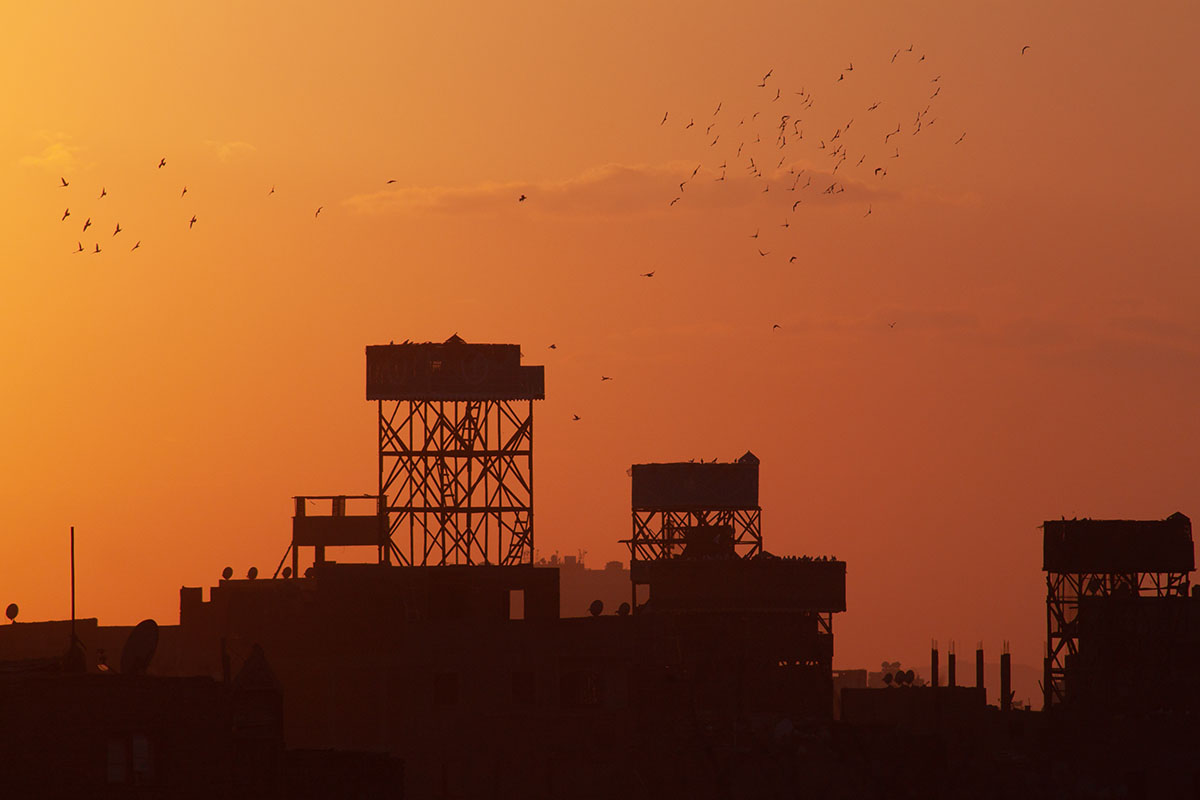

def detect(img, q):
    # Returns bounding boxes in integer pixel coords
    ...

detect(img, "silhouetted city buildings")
[3,338,1198,798]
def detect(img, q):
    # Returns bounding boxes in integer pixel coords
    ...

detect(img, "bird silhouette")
[158,158,166,168]
[789,256,797,263]
[268,185,275,195]
[93,244,101,254]
[315,206,323,218]
[518,194,527,202]
[572,414,581,421]
[954,132,966,144]
[669,197,680,206]
[640,271,655,278]
[548,344,557,350]
[82,218,91,232]
[61,208,70,221]
[59,177,69,187]
[660,112,668,125]
[112,223,122,236]
[131,241,140,251]
[864,205,872,218]
[386,179,397,184]
[772,324,781,330]
[74,241,83,253]
[888,321,897,328]
[181,186,188,197]
[99,187,106,198]
[758,249,770,256]
[601,376,613,381]
[189,215,197,228]
[1021,45,1031,54]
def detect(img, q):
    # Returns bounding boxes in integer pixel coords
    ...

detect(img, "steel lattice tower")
[625,451,763,563]
[1042,513,1192,709]
[369,336,544,566]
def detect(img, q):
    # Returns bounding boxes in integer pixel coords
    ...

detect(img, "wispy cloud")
[344,161,900,218]
[204,139,256,162]
[18,134,82,173]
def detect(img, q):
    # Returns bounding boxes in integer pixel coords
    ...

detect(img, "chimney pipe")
[976,644,985,701]
[1000,642,1012,711]
[931,640,939,688]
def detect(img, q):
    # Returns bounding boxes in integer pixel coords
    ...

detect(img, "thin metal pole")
[70,526,76,639]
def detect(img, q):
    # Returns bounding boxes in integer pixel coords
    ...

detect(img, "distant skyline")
[1,1,1197,673]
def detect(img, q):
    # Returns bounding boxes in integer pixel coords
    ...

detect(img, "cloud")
[204,140,256,162]
[344,160,900,218]
[18,135,82,173]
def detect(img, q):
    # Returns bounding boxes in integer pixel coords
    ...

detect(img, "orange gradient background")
[2,1,1198,681]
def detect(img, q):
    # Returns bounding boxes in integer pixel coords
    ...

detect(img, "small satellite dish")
[120,619,159,676]
[247,566,258,580]
[221,566,233,581]
[588,599,604,617]
[617,602,631,617]
[5,603,17,622]
[282,566,293,579]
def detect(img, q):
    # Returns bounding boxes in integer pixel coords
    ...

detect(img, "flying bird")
[548,344,557,350]
[660,112,668,125]
[572,414,581,421]
[158,158,166,168]
[640,271,655,278]
[74,241,84,253]
[386,179,397,184]
[669,197,680,206]
[1021,45,1031,54]
[864,205,872,218]
[112,223,121,235]
[99,187,106,199]
[59,177,69,187]
[758,249,770,256]
[888,321,897,328]
[792,200,801,211]
[685,118,694,129]
[954,132,966,144]
[189,215,197,228]
[518,194,527,202]
[82,218,91,232]
[789,255,797,263]
[131,241,140,251]
[867,101,880,111]
[314,206,323,218]
[181,186,188,197]
[772,324,781,330]
[61,208,70,221]
[713,102,722,115]
[891,49,900,63]
[749,229,759,239]
[601,376,613,381]
[93,244,101,254]
[268,185,275,195]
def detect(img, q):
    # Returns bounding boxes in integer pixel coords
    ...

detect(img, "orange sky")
[2,1,1198,678]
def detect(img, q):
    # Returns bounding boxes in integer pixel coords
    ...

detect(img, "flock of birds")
[47,44,1030,424]
[52,158,346,257]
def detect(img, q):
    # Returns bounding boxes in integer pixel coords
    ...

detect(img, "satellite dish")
[5,603,17,622]
[588,599,604,617]
[617,602,631,617]
[120,619,159,676]
[247,566,258,580]
[282,566,293,579]
[221,566,233,581]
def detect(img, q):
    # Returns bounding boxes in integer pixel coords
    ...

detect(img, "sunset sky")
[2,1,1198,680]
